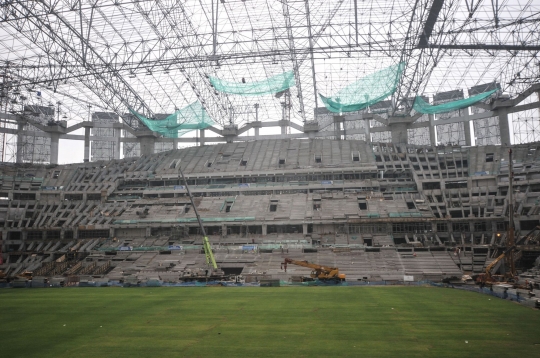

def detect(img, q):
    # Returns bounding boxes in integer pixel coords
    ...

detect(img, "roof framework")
[0,0,538,129]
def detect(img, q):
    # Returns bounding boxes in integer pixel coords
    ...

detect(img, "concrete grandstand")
[2,138,540,285]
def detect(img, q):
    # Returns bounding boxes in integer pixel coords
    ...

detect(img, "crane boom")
[179,166,217,270]
[476,245,516,285]
[484,246,516,275]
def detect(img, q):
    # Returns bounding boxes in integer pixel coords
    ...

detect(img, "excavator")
[281,258,346,282]
[476,245,516,286]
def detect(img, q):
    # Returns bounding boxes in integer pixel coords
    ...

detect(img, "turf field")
[1,286,539,358]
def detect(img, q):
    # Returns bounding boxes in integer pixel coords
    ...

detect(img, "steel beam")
[418,44,540,51]
[417,0,445,48]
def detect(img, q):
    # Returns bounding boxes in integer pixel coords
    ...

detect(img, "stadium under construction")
[0,0,539,296]
[2,136,540,287]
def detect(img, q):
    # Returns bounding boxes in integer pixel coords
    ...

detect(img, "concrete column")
[262,224,267,236]
[333,116,344,140]
[254,104,260,138]
[447,220,453,234]
[16,122,24,163]
[0,230,6,257]
[498,108,511,145]
[173,138,179,150]
[83,126,90,162]
[199,129,205,146]
[145,227,151,237]
[492,221,498,232]
[114,127,121,160]
[281,123,287,135]
[513,219,521,233]
[428,114,436,146]
[139,135,156,156]
[109,228,115,240]
[221,224,227,236]
[365,119,371,143]
[390,123,408,144]
[50,132,60,165]
[463,119,472,146]
[303,223,308,235]
[73,227,79,239]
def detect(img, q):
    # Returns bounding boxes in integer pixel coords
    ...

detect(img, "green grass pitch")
[1,286,539,358]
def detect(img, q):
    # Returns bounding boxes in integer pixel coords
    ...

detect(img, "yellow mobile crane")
[179,166,217,271]
[476,245,516,286]
[281,258,346,282]
[179,167,249,284]
[477,149,521,286]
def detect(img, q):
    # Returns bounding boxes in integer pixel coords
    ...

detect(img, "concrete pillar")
[0,230,6,256]
[428,114,436,146]
[365,119,371,143]
[281,123,287,135]
[492,221,498,233]
[173,138,179,150]
[334,120,341,140]
[303,223,308,235]
[498,108,511,145]
[109,228,115,239]
[50,132,60,165]
[513,219,521,233]
[254,103,260,138]
[83,126,90,162]
[16,122,24,164]
[390,123,408,144]
[199,129,205,146]
[262,224,267,236]
[139,135,156,156]
[73,227,79,239]
[333,116,344,140]
[114,127,121,160]
[145,227,151,237]
[221,224,227,236]
[463,120,472,146]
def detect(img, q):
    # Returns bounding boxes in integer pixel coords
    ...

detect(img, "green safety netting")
[413,89,498,114]
[319,62,405,113]
[209,71,295,96]
[129,101,214,138]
